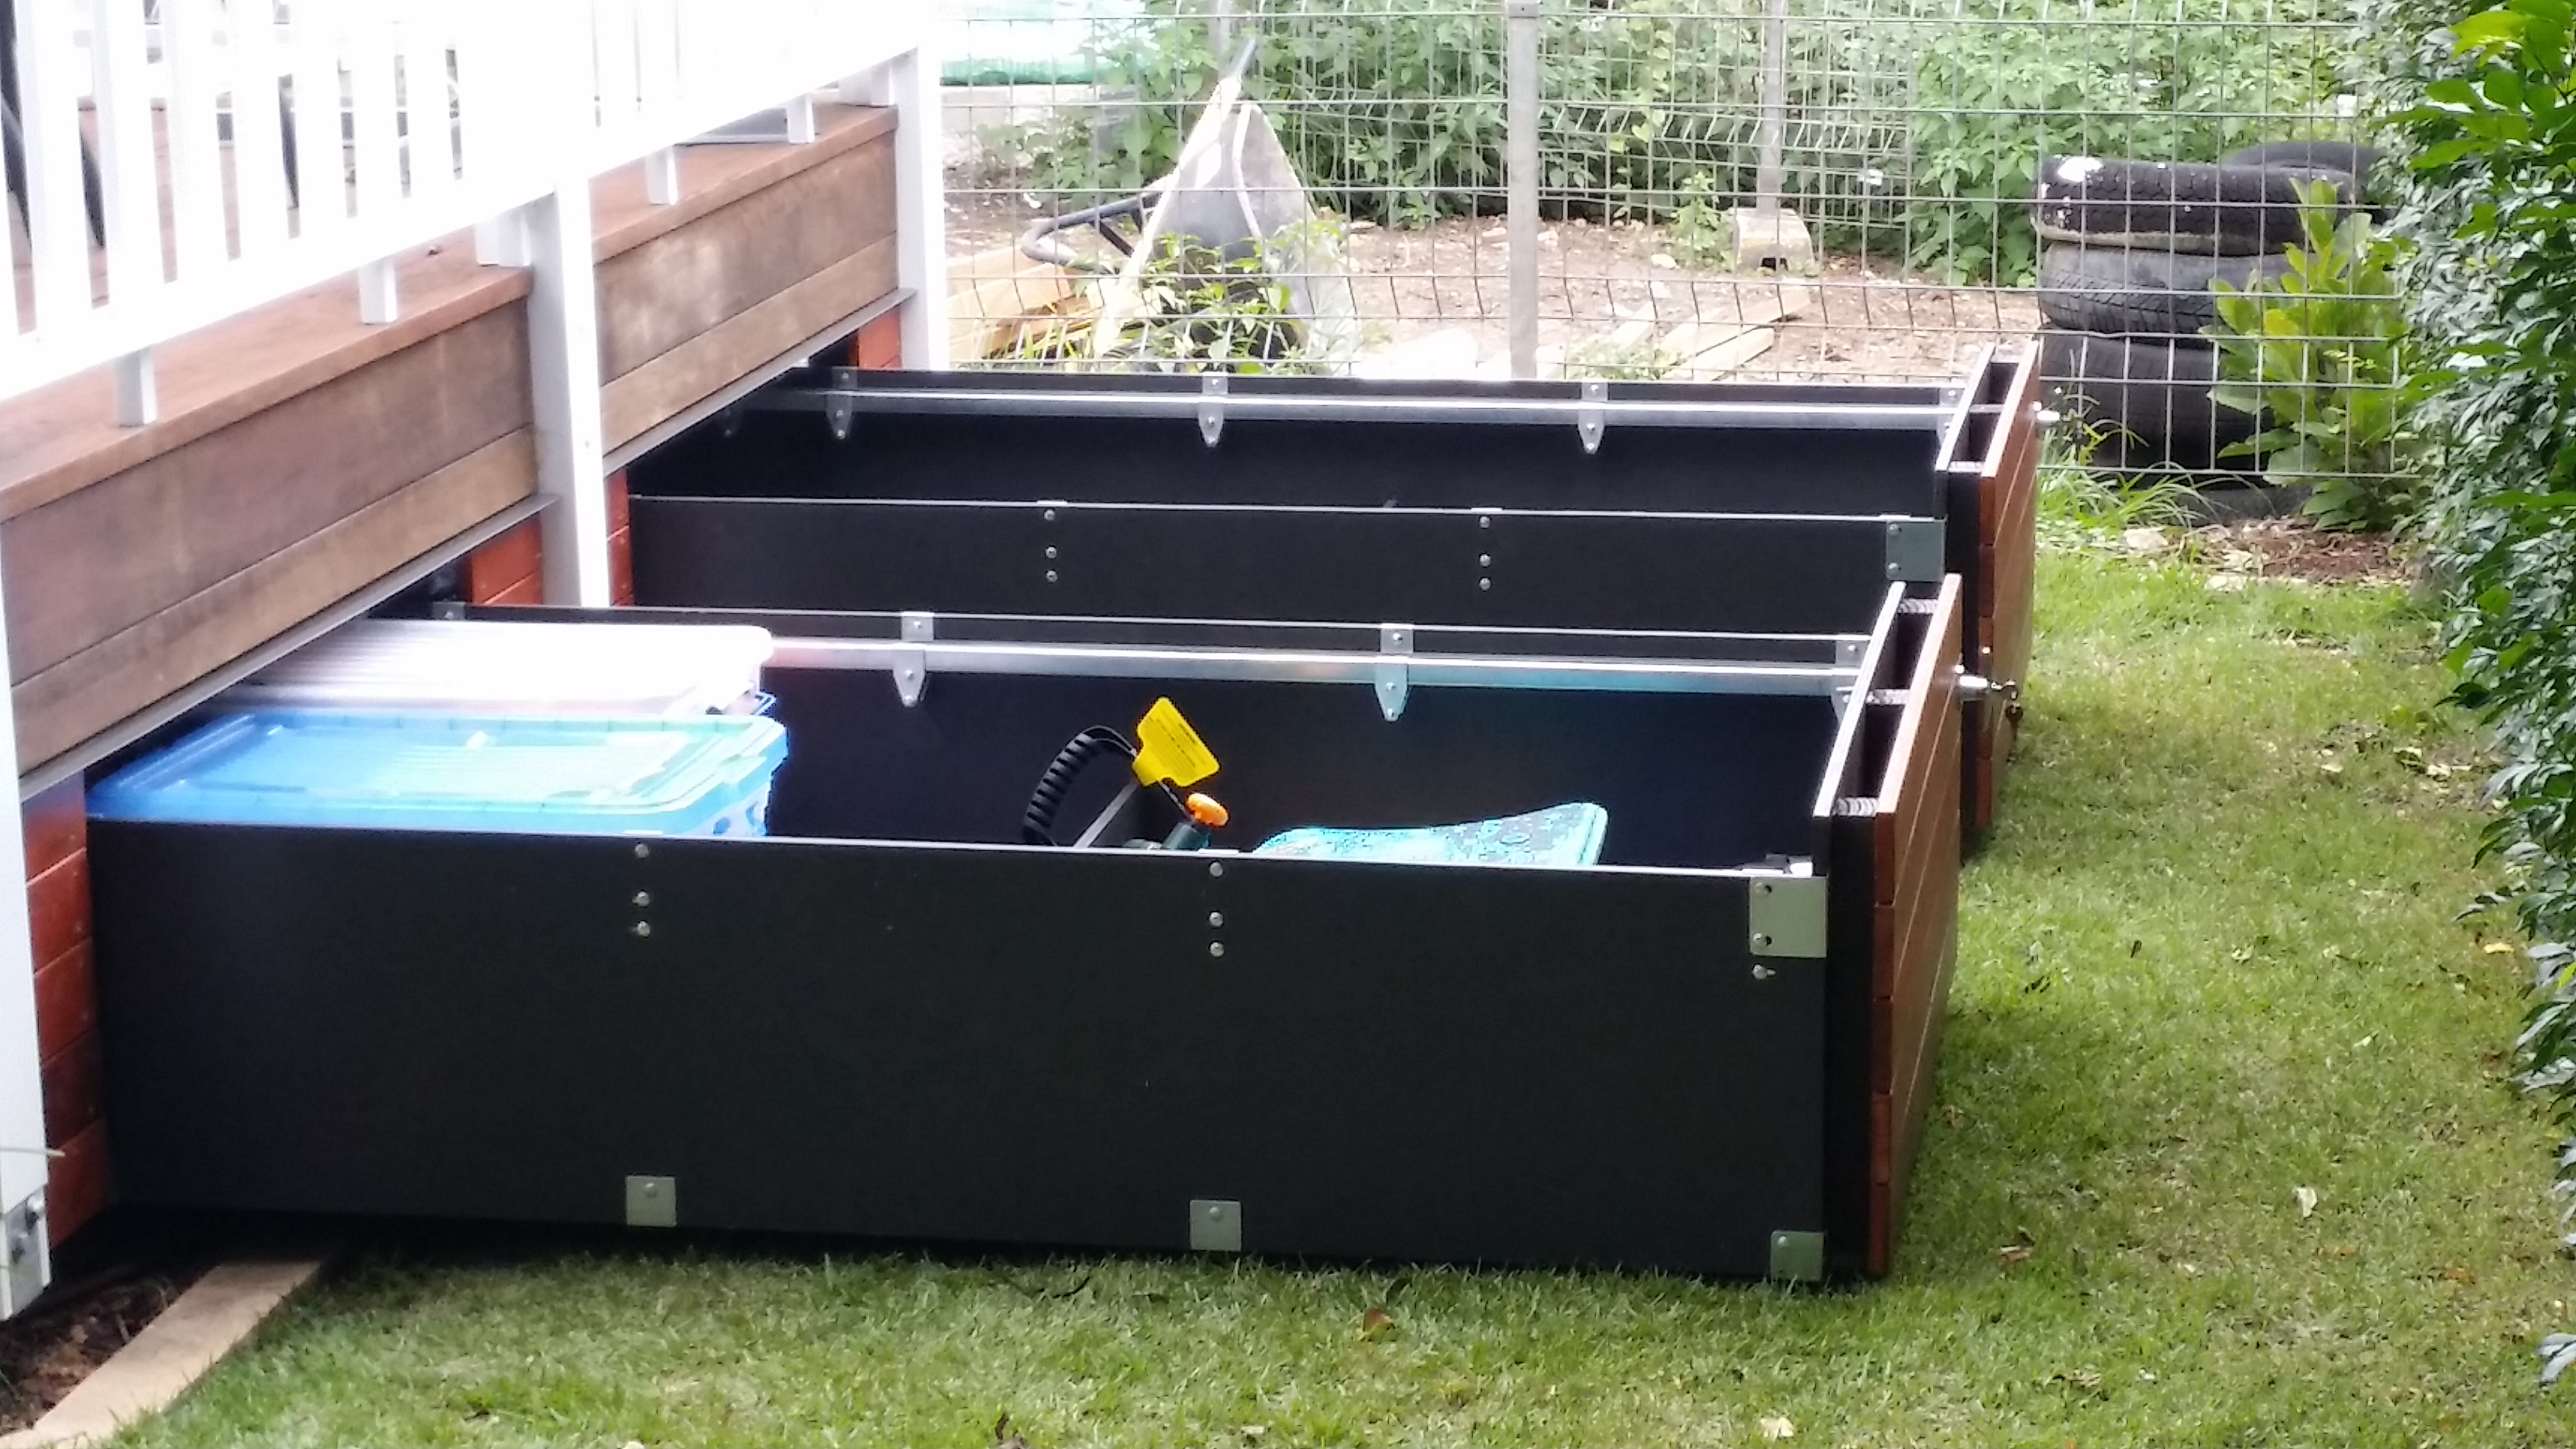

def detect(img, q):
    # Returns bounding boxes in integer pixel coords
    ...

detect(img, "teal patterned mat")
[1251,803,1608,869]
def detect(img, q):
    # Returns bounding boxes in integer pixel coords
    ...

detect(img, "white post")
[645,147,681,205]
[889,39,948,369]
[17,0,92,324]
[0,562,53,1320]
[1504,0,1541,382]
[525,189,612,606]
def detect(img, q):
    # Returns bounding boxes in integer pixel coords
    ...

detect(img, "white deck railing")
[0,6,943,1317]
[2,1,936,418]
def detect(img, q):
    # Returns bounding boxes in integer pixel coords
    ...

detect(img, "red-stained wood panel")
[1866,577,1965,1275]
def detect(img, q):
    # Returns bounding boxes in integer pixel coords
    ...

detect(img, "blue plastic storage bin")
[89,711,790,837]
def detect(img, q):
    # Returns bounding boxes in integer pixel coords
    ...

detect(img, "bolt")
[1046,570,1060,584]
[1209,942,1226,959]
[1479,578,1492,592]
[1045,545,1059,560]
[1753,931,1773,949]
[632,921,653,938]
[1207,1203,1225,1219]
[1755,882,1773,897]
[632,891,652,908]
[1479,515,1493,530]
[1478,553,1493,567]
[1208,912,1225,928]
[634,842,652,859]
[1209,861,1225,878]
[1043,508,1058,522]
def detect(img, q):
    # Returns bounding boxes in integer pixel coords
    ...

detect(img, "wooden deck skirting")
[0,99,906,1248]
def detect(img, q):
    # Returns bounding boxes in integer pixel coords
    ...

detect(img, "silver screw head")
[1208,942,1226,959]
[632,921,653,938]
[1208,912,1225,928]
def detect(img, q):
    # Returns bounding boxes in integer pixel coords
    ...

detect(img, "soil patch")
[2197,517,2409,587]
[0,1262,205,1432]
[945,189,2040,381]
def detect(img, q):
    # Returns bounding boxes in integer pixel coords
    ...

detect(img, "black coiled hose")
[1020,728,1137,845]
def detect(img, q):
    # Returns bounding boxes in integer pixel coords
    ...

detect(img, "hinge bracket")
[1376,624,1413,721]
[1199,374,1227,447]
[893,610,934,707]
[1578,380,1607,455]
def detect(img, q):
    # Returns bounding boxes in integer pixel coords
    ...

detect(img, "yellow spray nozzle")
[1130,698,1220,789]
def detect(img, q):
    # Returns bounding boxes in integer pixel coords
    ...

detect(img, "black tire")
[2034,155,2361,255]
[2039,327,2263,474]
[2216,140,2380,186]
[2036,243,2296,335]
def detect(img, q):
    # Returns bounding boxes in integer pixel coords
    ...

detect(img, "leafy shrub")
[992,0,2358,284]
[2203,180,2417,530]
[2381,0,2576,1237]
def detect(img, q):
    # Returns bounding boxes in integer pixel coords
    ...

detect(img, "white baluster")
[399,2,455,200]
[286,0,345,238]
[346,8,399,220]
[593,0,637,136]
[15,0,94,326]
[162,0,231,280]
[92,0,167,309]
[227,0,293,257]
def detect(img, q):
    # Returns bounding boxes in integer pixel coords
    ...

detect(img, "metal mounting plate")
[1189,1198,1243,1252]
[1769,1229,1825,1282]
[1883,517,1945,582]
[625,1175,678,1228]
[1747,875,1828,958]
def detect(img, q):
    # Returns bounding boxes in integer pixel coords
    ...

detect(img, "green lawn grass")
[118,549,2575,1447]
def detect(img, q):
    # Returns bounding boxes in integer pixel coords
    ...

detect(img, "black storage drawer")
[92,582,1968,1280]
[632,348,2042,833]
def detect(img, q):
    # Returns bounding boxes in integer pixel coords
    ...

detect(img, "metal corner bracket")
[1189,1198,1243,1252]
[1769,1229,1825,1283]
[893,611,934,707]
[1882,516,1944,582]
[625,1175,678,1229]
[1199,374,1227,447]
[1375,624,1413,721]
[1747,874,1828,959]
[1577,379,1608,455]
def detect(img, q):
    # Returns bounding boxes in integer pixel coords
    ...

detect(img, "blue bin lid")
[89,710,788,835]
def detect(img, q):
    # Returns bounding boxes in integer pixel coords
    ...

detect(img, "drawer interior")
[756,665,1840,873]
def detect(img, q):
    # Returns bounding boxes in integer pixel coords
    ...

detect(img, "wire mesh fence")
[938,0,2387,496]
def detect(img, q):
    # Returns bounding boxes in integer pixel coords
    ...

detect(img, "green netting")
[941,0,1148,86]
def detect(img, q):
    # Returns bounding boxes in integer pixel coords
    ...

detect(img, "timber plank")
[595,134,897,383]
[1864,576,1964,1274]
[591,103,896,262]
[602,237,899,450]
[3,307,531,683]
[12,432,537,767]
[0,241,526,524]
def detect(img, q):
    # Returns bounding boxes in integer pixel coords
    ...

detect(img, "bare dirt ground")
[2196,517,2408,587]
[0,1263,202,1432]
[947,189,2042,382]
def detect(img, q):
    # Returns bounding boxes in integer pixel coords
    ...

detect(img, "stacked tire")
[2033,141,2378,483]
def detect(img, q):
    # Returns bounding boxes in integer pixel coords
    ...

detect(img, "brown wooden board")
[595,133,898,388]
[1974,346,2041,837]
[1866,577,1964,1275]
[2,305,533,687]
[0,242,527,525]
[10,432,537,767]
[602,237,898,451]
